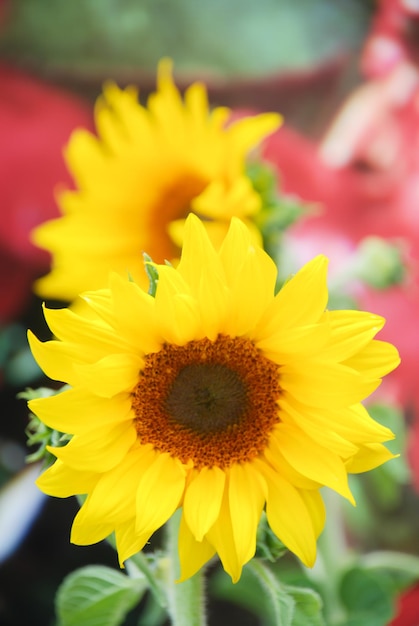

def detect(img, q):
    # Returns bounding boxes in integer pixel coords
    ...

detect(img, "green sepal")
[143,252,159,297]
[256,511,288,562]
[20,386,71,467]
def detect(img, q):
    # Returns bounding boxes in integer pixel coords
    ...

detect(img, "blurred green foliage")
[0,0,372,79]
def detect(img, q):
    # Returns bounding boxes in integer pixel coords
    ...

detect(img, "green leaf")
[335,553,419,626]
[284,584,325,626]
[56,565,147,626]
[338,566,395,626]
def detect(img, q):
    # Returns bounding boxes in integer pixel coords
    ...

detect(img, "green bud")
[354,237,406,289]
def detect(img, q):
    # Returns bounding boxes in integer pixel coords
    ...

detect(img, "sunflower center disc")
[131,334,281,468]
[164,362,248,433]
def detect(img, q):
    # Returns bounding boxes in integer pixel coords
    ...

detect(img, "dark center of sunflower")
[164,363,248,433]
[131,334,281,469]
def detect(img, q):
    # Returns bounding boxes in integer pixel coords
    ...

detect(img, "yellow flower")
[31,59,281,302]
[28,214,399,583]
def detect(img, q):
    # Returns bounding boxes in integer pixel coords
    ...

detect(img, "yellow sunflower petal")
[73,353,143,397]
[227,113,282,166]
[36,459,98,498]
[202,218,262,250]
[49,420,137,473]
[71,511,115,545]
[194,264,229,340]
[154,265,200,345]
[299,489,326,539]
[272,425,354,503]
[135,452,186,536]
[64,129,108,189]
[262,463,317,568]
[72,446,150,526]
[78,288,115,325]
[218,215,253,286]
[321,310,385,361]
[278,396,359,458]
[216,216,278,336]
[175,214,228,338]
[344,339,401,379]
[224,242,278,337]
[115,519,151,567]
[206,487,243,583]
[281,395,394,445]
[228,463,266,566]
[109,273,162,353]
[183,466,226,541]
[178,512,216,582]
[256,322,330,362]
[184,80,210,127]
[263,439,320,490]
[42,305,128,359]
[176,212,225,291]
[281,361,380,409]
[255,255,329,339]
[28,387,132,434]
[28,330,81,385]
[345,443,397,473]
[95,86,133,153]
[192,176,261,220]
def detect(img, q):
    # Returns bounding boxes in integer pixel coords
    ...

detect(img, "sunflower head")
[31,59,281,302]
[28,214,399,583]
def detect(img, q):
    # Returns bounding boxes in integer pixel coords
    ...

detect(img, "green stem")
[164,510,207,626]
[307,489,348,625]
[128,550,168,609]
[248,559,293,625]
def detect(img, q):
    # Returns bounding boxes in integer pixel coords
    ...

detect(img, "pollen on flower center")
[131,334,281,468]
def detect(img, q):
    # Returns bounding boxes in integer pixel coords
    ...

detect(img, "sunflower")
[31,59,281,302]
[28,214,399,583]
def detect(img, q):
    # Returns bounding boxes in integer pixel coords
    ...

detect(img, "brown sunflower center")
[131,334,281,469]
[164,362,248,434]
